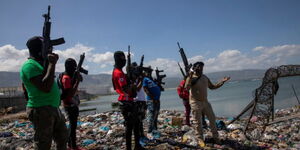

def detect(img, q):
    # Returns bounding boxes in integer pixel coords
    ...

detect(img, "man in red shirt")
[61,58,83,150]
[112,51,142,150]
[177,78,191,125]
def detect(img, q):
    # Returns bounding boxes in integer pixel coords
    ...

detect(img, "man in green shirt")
[20,36,68,150]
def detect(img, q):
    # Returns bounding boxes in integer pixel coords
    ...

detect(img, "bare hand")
[222,76,230,83]
[48,53,59,65]
[188,69,194,77]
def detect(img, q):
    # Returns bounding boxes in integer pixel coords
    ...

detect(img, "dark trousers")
[119,101,141,150]
[136,101,147,137]
[26,106,68,150]
[147,100,160,133]
[182,99,191,125]
[64,106,79,149]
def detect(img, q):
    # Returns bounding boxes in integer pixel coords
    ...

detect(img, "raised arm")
[208,76,230,90]
[136,76,144,91]
[30,53,59,93]
[184,72,194,90]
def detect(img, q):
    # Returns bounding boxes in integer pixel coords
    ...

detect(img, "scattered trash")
[216,120,226,130]
[0,106,299,149]
[99,126,110,132]
[0,132,13,137]
[82,139,96,146]
[171,117,183,127]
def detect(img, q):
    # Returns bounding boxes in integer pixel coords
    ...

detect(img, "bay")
[80,76,300,117]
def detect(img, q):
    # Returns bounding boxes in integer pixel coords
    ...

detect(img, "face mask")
[114,55,126,68]
[65,59,77,76]
[66,66,76,76]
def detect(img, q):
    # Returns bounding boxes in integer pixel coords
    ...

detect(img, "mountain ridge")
[0,69,266,94]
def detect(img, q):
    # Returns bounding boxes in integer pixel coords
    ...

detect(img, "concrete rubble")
[1,106,300,150]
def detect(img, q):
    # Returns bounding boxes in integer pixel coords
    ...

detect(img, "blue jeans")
[147,100,160,133]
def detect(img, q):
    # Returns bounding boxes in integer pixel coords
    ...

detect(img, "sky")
[0,0,300,77]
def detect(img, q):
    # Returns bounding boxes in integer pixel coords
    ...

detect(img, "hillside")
[0,69,266,94]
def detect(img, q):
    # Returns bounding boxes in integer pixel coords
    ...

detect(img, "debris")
[0,106,299,149]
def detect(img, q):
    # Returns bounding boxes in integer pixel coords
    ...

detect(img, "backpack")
[177,80,189,100]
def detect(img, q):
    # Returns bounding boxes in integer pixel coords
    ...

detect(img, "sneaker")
[139,138,146,147]
[139,136,150,147]
[152,130,161,139]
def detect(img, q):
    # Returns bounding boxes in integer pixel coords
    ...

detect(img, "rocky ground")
[1,105,300,150]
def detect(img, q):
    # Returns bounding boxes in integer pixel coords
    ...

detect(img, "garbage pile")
[1,106,300,150]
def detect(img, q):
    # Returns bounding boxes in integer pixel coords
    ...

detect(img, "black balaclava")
[193,61,204,75]
[26,36,44,61]
[65,58,77,78]
[114,51,126,69]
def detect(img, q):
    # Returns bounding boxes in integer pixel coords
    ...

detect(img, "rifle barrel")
[48,6,50,18]
[177,42,181,49]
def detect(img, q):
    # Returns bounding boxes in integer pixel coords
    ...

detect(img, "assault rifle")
[72,53,88,82]
[177,42,192,77]
[133,55,153,76]
[177,62,186,77]
[132,55,144,76]
[155,67,166,91]
[139,55,144,68]
[42,5,65,68]
[125,45,138,98]
[126,45,134,84]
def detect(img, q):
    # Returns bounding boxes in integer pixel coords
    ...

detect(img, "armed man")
[184,62,230,144]
[112,51,143,150]
[20,37,68,150]
[131,62,148,141]
[20,6,67,150]
[59,57,87,150]
[142,67,161,137]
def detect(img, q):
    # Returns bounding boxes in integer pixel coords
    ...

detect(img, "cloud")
[0,44,299,77]
[145,58,179,76]
[91,52,114,64]
[54,44,94,60]
[144,45,300,76]
[0,43,114,73]
[0,45,28,71]
[252,44,300,58]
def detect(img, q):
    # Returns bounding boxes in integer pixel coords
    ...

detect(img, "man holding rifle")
[112,51,143,150]
[20,36,68,150]
[143,68,161,136]
[177,43,207,127]
[20,6,68,150]
[184,62,230,144]
[60,58,85,150]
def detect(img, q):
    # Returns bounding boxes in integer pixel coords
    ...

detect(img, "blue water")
[80,76,300,117]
